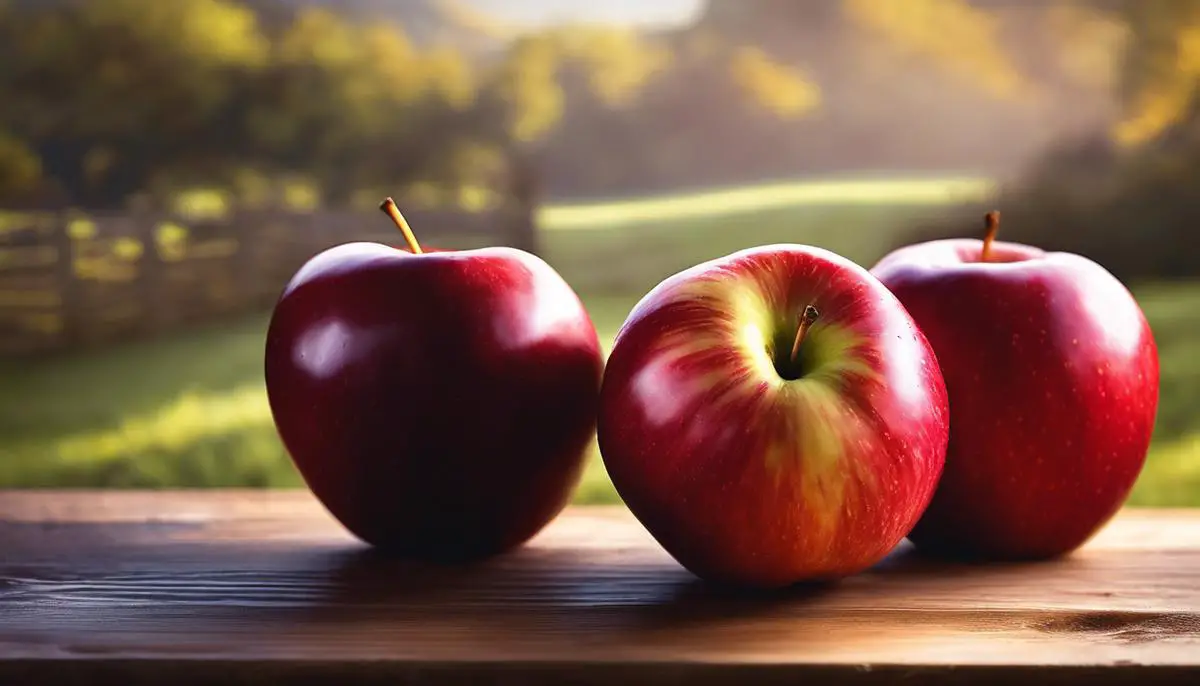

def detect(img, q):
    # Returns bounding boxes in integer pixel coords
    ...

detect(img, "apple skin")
[597,245,950,589]
[871,238,1159,560]
[264,241,604,561]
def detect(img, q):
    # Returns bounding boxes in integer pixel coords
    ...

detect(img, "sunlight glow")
[46,386,272,466]
[540,176,996,230]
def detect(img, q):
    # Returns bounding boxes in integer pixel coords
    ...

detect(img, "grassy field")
[1,176,1197,506]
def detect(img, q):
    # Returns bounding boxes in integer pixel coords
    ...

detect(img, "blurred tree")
[728,46,820,119]
[1042,2,1129,93]
[1,0,1166,208]
[560,28,673,109]
[0,4,41,202]
[0,0,497,207]
[841,0,1027,100]
[487,26,673,144]
[1114,0,1200,147]
[3,0,269,207]
[0,129,43,203]
[432,0,517,42]
[259,7,493,203]
[492,33,564,143]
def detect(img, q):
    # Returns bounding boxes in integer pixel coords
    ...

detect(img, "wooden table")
[0,491,1197,685]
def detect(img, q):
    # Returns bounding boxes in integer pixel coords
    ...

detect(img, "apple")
[264,199,604,561]
[870,211,1160,560]
[597,244,950,589]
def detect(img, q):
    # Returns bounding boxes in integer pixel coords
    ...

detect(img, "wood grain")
[0,491,1198,685]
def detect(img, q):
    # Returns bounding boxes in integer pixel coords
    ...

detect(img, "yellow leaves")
[85,0,267,68]
[7,0,268,140]
[509,86,563,143]
[567,28,674,108]
[494,27,674,140]
[171,0,267,67]
[1114,76,1197,148]
[496,35,566,142]
[1044,3,1130,92]
[363,24,416,71]
[277,8,359,68]
[1114,2,1200,147]
[729,47,821,119]
[112,237,144,262]
[842,0,1027,100]
[0,130,42,196]
[282,181,320,212]
[278,3,446,115]
[423,47,477,110]
[1182,26,1200,73]
[67,219,97,241]
[276,11,478,136]
[433,0,517,41]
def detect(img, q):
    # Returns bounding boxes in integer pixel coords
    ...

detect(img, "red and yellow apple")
[598,244,950,588]
[871,212,1159,560]
[264,200,604,561]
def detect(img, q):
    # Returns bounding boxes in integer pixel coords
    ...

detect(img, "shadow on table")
[4,525,1141,662]
[297,536,1033,636]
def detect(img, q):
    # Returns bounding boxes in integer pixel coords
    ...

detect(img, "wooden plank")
[0,491,1197,685]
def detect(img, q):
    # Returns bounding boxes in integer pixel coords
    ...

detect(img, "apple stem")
[789,305,820,366]
[379,197,424,254]
[981,210,1000,262]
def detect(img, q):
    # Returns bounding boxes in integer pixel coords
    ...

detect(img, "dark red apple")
[264,199,603,561]
[871,212,1160,560]
[597,245,950,589]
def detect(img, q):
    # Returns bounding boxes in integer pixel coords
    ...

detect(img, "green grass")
[538,175,995,230]
[2,175,1198,507]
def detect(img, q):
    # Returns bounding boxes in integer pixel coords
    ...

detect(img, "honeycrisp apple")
[264,199,604,561]
[598,245,950,589]
[871,212,1159,560]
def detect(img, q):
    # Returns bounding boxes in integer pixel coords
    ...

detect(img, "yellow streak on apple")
[650,271,883,559]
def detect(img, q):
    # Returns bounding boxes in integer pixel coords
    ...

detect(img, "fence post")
[50,213,81,349]
[230,207,264,309]
[136,212,169,333]
[505,150,540,256]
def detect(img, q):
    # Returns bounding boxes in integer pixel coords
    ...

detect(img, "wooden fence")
[0,202,536,357]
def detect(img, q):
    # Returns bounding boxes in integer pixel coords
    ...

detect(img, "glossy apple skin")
[598,245,949,589]
[871,238,1159,560]
[265,242,604,561]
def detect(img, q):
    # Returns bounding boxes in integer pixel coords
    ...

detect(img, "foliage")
[728,47,820,119]
[1042,2,1129,92]
[0,130,42,202]
[5,0,1200,206]
[1114,0,1200,147]
[493,33,565,143]
[0,0,676,207]
[892,0,1200,284]
[566,28,674,109]
[841,0,1027,100]
[2,0,269,206]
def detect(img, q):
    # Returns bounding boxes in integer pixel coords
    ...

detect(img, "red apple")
[264,199,604,561]
[870,212,1160,560]
[597,245,950,589]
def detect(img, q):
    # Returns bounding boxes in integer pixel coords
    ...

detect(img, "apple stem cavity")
[981,210,1001,262]
[788,304,821,368]
[380,197,424,254]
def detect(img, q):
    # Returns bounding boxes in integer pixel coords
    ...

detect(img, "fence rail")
[0,203,535,356]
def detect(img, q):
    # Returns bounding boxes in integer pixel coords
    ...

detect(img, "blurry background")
[0,0,1195,505]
